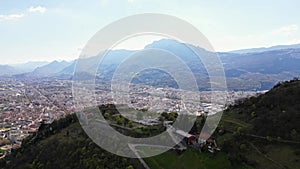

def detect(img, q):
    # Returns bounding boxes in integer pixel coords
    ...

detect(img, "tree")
[239,144,247,151]
[104,112,110,119]
[161,112,168,119]
[169,114,175,121]
[168,112,177,121]
[113,114,121,122]
[112,114,124,125]
[251,112,256,118]
[126,165,134,169]
[237,127,243,134]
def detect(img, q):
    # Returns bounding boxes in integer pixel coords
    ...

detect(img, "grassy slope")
[218,79,300,169]
[144,149,233,169]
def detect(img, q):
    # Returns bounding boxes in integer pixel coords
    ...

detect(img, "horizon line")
[2,40,300,65]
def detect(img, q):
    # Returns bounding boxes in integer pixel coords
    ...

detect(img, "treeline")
[99,104,174,138]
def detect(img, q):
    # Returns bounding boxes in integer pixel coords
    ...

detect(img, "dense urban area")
[0,77,261,159]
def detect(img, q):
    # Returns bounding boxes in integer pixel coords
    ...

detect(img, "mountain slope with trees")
[217,78,300,169]
[0,114,142,169]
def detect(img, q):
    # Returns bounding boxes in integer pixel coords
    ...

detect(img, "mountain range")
[3,39,300,90]
[229,43,300,54]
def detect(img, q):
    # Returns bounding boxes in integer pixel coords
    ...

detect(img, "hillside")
[225,78,300,140]
[0,114,143,169]
[217,78,300,168]
[141,79,300,169]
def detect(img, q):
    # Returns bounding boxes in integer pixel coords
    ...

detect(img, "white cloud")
[28,6,47,14]
[271,24,298,36]
[0,6,46,21]
[0,13,24,21]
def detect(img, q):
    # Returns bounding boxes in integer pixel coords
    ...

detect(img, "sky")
[1,0,300,64]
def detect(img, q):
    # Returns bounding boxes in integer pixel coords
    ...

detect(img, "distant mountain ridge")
[30,60,73,77]
[229,43,300,54]
[11,61,49,73]
[0,65,17,76]
[13,60,73,78]
[2,39,300,90]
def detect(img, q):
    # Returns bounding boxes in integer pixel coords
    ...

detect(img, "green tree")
[251,111,256,118]
[113,114,121,122]
[104,112,110,119]
[239,144,247,151]
[126,165,134,169]
[237,127,243,134]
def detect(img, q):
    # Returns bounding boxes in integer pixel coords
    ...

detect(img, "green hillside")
[217,78,300,169]
[0,114,143,169]
[143,79,300,169]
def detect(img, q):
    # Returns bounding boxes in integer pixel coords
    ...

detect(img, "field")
[144,148,233,169]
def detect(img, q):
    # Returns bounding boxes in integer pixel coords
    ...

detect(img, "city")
[0,77,261,159]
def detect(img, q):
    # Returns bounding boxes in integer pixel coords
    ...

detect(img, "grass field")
[245,143,300,169]
[144,148,233,169]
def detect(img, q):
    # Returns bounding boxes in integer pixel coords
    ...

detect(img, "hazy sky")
[1,0,300,64]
